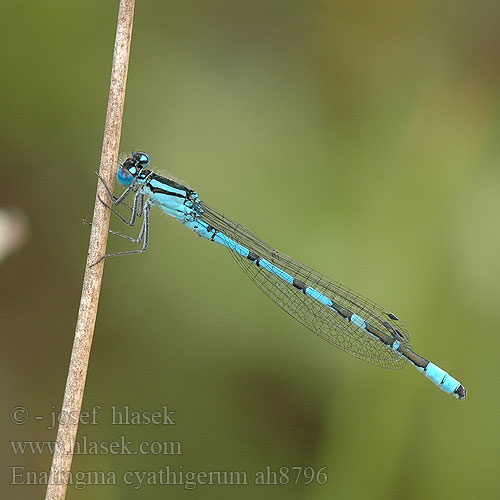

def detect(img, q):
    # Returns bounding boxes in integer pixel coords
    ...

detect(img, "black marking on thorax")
[147,173,194,199]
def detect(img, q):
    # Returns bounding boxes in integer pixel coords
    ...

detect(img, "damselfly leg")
[89,175,151,266]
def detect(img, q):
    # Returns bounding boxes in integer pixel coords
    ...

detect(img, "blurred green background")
[2,1,500,498]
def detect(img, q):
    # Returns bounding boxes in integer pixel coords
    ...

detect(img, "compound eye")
[117,165,135,186]
[134,151,150,167]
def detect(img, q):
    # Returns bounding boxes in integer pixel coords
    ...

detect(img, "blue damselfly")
[95,152,467,400]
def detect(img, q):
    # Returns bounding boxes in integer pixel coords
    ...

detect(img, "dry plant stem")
[45,1,136,498]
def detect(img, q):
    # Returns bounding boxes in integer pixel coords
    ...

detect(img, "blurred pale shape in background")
[0,209,28,264]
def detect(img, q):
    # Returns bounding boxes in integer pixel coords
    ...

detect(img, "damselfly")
[95,152,467,400]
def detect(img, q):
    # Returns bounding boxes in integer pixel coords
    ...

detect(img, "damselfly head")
[117,151,151,187]
[132,151,151,168]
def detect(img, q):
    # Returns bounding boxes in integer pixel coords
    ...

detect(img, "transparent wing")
[199,201,410,369]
